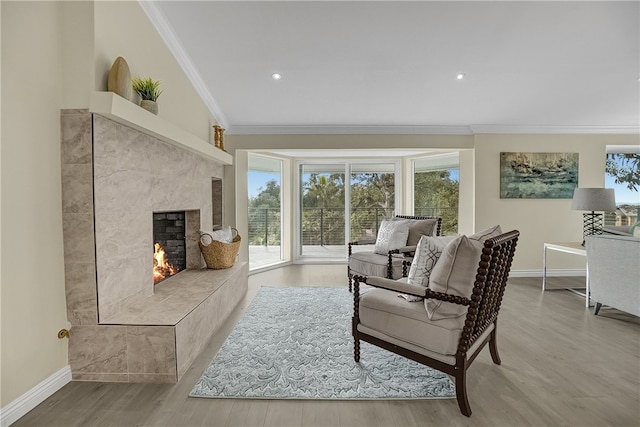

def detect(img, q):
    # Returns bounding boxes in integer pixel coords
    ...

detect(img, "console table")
[542,242,590,307]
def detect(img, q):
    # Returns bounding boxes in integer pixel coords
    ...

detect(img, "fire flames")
[153,242,179,284]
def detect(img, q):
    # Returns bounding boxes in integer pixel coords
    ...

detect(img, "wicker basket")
[199,228,241,269]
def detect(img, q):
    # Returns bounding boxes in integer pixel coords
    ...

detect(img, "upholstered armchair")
[351,228,519,416]
[347,215,442,292]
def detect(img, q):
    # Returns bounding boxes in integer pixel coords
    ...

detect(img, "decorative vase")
[107,57,132,101]
[140,100,158,115]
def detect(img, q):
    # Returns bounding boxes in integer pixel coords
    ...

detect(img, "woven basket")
[199,228,241,269]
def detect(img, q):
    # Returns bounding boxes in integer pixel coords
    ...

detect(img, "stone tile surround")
[61,109,247,383]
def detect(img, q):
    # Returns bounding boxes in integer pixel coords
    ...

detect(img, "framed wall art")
[500,152,579,199]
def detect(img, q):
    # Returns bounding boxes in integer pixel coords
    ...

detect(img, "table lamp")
[571,187,616,245]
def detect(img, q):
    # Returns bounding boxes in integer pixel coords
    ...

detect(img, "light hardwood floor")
[14,265,640,427]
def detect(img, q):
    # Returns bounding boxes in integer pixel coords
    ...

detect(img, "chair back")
[457,230,519,356]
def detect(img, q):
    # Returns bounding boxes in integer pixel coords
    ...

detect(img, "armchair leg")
[455,369,472,417]
[348,270,352,293]
[594,302,602,315]
[489,328,501,365]
[354,338,360,362]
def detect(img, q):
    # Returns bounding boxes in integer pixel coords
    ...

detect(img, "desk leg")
[542,245,547,291]
[585,261,590,308]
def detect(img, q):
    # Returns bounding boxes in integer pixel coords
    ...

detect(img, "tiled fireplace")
[61,108,247,383]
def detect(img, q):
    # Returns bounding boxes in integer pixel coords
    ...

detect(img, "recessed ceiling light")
[456,73,465,80]
[271,73,282,80]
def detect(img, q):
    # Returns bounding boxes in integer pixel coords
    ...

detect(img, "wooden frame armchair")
[351,230,519,416]
[347,215,442,292]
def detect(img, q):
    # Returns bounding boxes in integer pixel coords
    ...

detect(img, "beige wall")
[93,1,214,142]
[1,0,215,407]
[1,1,68,406]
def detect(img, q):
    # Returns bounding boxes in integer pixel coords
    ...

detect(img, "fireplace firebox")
[153,211,186,284]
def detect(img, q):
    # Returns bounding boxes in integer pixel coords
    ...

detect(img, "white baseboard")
[509,269,586,278]
[1,365,71,427]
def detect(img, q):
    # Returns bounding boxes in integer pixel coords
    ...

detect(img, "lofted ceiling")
[143,1,640,135]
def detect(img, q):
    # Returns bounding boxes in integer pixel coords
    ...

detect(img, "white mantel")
[89,91,232,165]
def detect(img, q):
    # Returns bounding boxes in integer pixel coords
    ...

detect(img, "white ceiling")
[143,1,640,135]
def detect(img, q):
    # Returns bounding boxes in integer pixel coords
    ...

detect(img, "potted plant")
[132,76,163,115]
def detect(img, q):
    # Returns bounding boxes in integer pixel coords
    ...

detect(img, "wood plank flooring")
[13,265,640,427]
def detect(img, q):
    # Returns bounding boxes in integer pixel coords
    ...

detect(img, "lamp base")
[582,211,604,246]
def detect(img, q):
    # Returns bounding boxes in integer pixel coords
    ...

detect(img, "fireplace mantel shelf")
[89,91,233,165]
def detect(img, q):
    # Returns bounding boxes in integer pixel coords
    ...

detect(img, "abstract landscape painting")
[500,152,579,199]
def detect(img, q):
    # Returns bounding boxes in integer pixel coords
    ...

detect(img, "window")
[413,153,460,235]
[248,155,283,269]
[297,161,398,260]
[605,148,640,228]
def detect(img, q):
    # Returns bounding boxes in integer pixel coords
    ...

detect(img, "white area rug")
[189,287,455,399]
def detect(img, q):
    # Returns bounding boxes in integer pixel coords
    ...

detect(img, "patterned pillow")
[373,220,410,255]
[407,235,457,287]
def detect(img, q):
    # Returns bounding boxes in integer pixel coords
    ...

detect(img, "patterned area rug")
[189,287,455,400]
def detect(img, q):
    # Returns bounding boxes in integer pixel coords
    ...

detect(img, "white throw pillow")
[373,220,410,255]
[407,235,457,287]
[200,226,233,245]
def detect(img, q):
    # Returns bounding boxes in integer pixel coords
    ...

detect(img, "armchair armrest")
[348,239,376,256]
[356,275,471,307]
[366,276,428,297]
[395,245,417,254]
[349,239,376,246]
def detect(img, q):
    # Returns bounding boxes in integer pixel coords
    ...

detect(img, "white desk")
[542,242,590,307]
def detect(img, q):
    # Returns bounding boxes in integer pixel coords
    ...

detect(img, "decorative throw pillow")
[200,226,233,245]
[424,226,502,320]
[405,218,439,246]
[407,235,457,287]
[373,220,410,255]
[469,224,503,241]
[392,217,439,245]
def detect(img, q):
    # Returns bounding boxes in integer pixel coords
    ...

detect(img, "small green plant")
[132,77,163,101]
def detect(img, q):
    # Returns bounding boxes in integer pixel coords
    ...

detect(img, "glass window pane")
[413,154,460,235]
[350,163,396,243]
[604,152,640,229]
[300,164,345,258]
[248,155,282,269]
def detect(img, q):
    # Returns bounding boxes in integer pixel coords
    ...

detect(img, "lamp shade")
[571,188,616,212]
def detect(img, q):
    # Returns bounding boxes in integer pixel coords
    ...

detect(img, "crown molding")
[138,1,229,129]
[227,124,640,136]
[227,124,474,135]
[469,124,640,135]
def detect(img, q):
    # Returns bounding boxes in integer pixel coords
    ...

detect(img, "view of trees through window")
[248,155,282,269]
[350,164,396,242]
[300,169,345,247]
[605,152,640,228]
[298,163,398,257]
[413,154,460,235]
[249,155,460,262]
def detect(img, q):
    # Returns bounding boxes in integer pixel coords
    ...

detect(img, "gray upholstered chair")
[586,234,640,316]
[347,216,442,292]
[351,229,519,416]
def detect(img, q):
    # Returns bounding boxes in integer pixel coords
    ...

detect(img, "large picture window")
[413,153,460,235]
[248,154,283,269]
[297,161,398,260]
